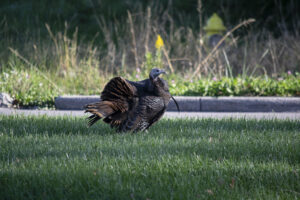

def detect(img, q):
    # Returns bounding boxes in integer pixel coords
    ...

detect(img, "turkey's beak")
[159,69,166,75]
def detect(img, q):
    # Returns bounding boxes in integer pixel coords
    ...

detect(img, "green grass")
[0,115,299,199]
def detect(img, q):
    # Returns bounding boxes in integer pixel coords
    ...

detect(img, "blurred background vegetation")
[0,0,299,107]
[1,0,299,37]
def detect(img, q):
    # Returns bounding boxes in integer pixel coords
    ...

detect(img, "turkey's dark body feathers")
[85,75,171,132]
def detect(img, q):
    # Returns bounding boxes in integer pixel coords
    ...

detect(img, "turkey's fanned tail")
[84,77,137,127]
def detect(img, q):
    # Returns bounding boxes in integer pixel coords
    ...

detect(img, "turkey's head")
[149,68,166,80]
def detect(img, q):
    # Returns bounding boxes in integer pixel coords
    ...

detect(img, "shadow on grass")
[1,161,299,200]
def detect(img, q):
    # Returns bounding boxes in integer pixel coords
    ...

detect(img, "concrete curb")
[55,96,300,112]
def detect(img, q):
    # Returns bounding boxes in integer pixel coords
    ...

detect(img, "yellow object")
[203,13,226,36]
[155,35,164,49]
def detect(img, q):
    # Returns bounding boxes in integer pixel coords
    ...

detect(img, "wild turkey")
[84,68,179,132]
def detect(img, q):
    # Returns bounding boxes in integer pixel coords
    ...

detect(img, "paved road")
[1,108,299,120]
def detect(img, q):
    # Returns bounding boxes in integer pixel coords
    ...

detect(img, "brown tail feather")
[101,77,136,101]
[85,77,136,127]
[85,101,115,116]
[84,101,116,126]
[87,115,101,127]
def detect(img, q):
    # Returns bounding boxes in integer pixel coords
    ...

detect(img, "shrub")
[169,73,300,97]
[0,67,59,108]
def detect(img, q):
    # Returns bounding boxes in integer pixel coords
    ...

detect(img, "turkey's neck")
[150,77,169,97]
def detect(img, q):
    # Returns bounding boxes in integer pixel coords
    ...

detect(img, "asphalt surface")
[1,108,300,120]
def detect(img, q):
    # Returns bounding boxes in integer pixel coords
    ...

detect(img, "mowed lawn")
[0,115,299,199]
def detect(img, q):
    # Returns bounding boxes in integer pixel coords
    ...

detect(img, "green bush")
[169,74,300,97]
[0,68,59,108]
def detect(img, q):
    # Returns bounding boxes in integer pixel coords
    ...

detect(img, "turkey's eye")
[156,70,159,72]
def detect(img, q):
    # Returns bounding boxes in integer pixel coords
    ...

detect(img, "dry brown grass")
[0,1,299,81]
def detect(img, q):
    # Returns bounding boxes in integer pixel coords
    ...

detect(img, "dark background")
[1,0,299,40]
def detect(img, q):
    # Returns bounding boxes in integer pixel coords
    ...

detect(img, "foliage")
[1,0,300,78]
[170,73,300,97]
[1,0,298,37]
[1,1,299,107]
[0,66,59,108]
[1,64,299,108]
[0,53,107,108]
[0,115,299,199]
